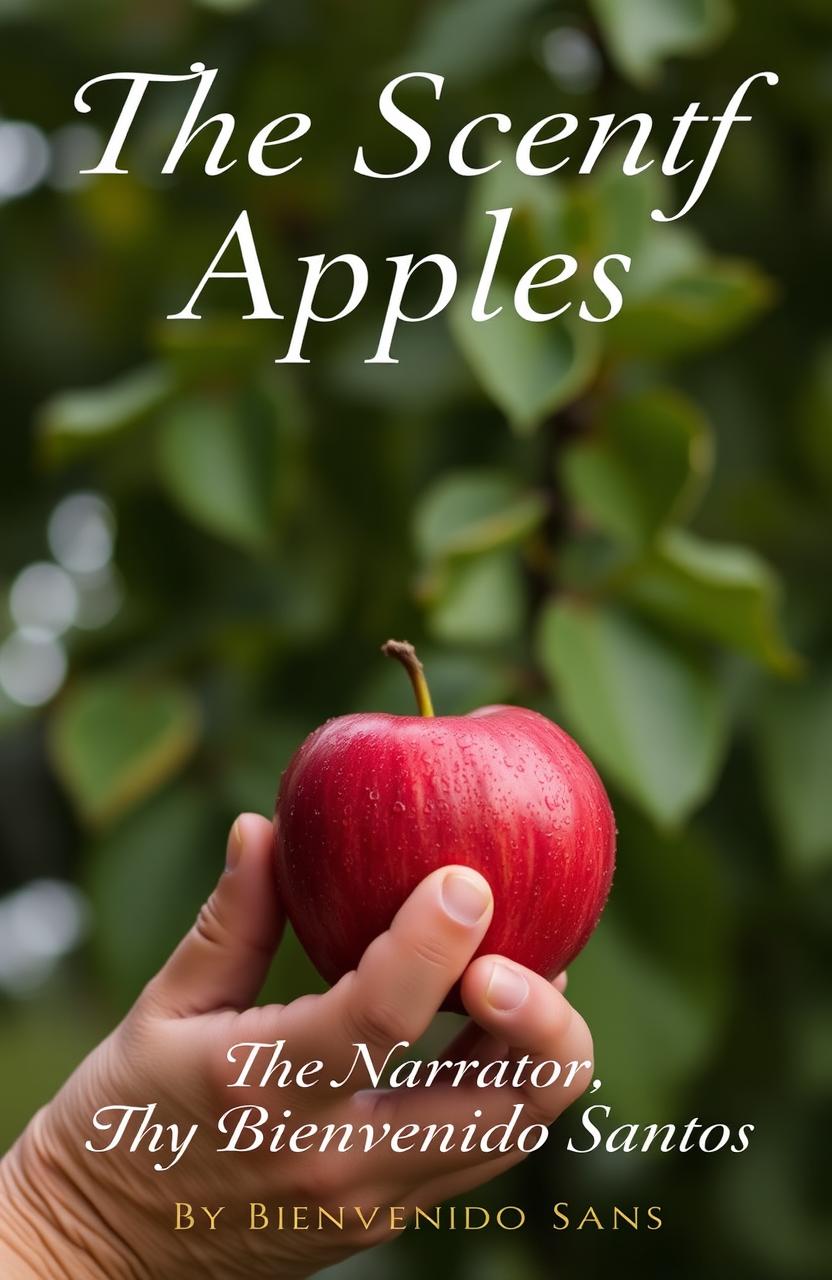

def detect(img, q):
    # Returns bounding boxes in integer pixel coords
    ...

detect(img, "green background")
[0,1,830,1277]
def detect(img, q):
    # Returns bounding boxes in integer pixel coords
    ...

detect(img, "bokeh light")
[49,124,102,192]
[0,120,50,201]
[10,562,79,636]
[0,880,89,996]
[73,566,124,631]
[47,492,115,574]
[540,27,602,93]
[0,628,67,707]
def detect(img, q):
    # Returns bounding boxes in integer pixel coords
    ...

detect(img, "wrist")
[0,1106,133,1280]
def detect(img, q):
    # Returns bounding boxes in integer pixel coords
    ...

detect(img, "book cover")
[0,3,828,1278]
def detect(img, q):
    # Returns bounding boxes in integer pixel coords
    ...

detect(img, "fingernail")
[226,819,244,871]
[486,961,529,1012]
[441,870,491,925]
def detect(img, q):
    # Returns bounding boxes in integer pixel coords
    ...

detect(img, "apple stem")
[381,639,435,717]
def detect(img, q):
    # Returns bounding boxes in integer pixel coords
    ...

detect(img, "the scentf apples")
[275,641,615,1005]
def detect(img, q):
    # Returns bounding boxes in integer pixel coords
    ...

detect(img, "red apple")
[275,641,615,1009]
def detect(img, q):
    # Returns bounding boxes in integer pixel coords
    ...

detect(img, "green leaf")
[589,0,733,85]
[49,676,200,827]
[586,158,672,265]
[38,365,174,464]
[562,388,713,549]
[414,470,546,564]
[157,393,277,550]
[579,156,768,361]
[756,672,832,871]
[537,600,727,827]
[610,804,732,1001]
[626,528,799,674]
[608,260,772,358]
[623,225,704,297]
[403,0,544,82]
[449,281,600,432]
[428,552,525,645]
[462,141,569,269]
[572,918,701,1121]
[570,912,726,1122]
[584,163,772,358]
[86,787,219,1006]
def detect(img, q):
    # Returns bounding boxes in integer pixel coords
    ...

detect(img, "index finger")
[279,864,493,1090]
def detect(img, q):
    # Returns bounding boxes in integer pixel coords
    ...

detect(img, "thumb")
[143,813,285,1018]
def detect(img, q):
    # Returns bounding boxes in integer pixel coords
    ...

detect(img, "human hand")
[0,814,593,1279]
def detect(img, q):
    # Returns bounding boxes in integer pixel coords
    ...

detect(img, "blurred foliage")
[0,2,830,1278]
